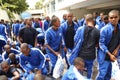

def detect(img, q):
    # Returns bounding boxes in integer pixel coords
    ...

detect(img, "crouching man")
[62,57,88,80]
[19,43,47,79]
[0,61,20,80]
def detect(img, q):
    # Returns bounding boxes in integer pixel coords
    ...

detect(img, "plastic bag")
[117,56,120,69]
[66,50,72,65]
[53,55,64,79]
[111,60,120,80]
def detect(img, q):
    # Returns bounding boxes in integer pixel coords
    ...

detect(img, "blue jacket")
[97,23,120,63]
[45,27,63,66]
[7,56,19,65]
[0,35,7,46]
[61,19,66,24]
[34,22,40,28]
[95,16,105,30]
[20,23,26,29]
[96,16,100,25]
[20,48,45,72]
[69,26,85,64]
[78,18,86,27]
[96,21,105,30]
[2,48,20,61]
[45,27,63,53]
[62,65,87,80]
[14,23,20,36]
[61,21,78,47]
[0,24,7,40]
[44,20,50,31]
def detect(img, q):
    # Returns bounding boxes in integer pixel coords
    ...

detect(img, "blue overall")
[20,48,47,75]
[96,23,120,80]
[45,27,63,75]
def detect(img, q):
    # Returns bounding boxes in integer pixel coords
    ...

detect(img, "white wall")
[70,8,120,20]
[0,9,10,21]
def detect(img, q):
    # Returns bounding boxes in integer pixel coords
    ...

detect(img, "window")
[46,5,49,13]
[58,0,64,3]
[51,1,55,12]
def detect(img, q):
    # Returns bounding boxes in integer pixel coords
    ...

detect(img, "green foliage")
[0,0,28,19]
[35,0,44,9]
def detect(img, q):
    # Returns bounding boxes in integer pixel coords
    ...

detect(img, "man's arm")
[17,36,23,45]
[99,29,116,62]
[12,71,20,80]
[45,31,60,56]
[34,37,37,47]
[107,51,116,62]
[17,28,24,45]
[19,55,31,73]
[45,44,60,56]
[37,49,45,71]
[113,44,120,57]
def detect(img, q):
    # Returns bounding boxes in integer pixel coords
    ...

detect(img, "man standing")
[13,20,20,40]
[60,13,78,68]
[61,13,78,52]
[18,18,38,47]
[69,14,100,79]
[45,16,63,75]
[0,21,7,54]
[43,16,50,32]
[96,10,120,80]
[61,14,67,24]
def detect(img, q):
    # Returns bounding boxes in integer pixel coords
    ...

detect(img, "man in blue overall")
[69,14,100,79]
[62,57,85,80]
[45,16,63,75]
[0,21,7,54]
[96,10,120,80]
[61,13,78,67]
[19,43,47,77]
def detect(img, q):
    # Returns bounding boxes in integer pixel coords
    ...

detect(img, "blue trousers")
[25,64,47,75]
[96,61,112,80]
[84,59,94,79]
[0,40,6,54]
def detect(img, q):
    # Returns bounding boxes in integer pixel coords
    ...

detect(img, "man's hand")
[112,49,119,57]
[112,45,120,57]
[36,70,41,74]
[63,47,67,53]
[110,54,116,62]
[108,51,116,62]
[54,52,60,56]
[29,71,33,74]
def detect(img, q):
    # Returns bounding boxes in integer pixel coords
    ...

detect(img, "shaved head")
[0,75,8,80]
[108,10,119,26]
[74,57,84,66]
[20,43,29,49]
[34,74,44,80]
[73,57,85,71]
[20,43,30,56]
[85,14,93,21]
[1,61,9,67]
[1,61,10,73]
[9,53,15,60]
[4,45,10,49]
[67,13,73,22]
[109,10,119,17]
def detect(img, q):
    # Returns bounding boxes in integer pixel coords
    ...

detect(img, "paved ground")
[44,58,98,80]
[44,58,115,80]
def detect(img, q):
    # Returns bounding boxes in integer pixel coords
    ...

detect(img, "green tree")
[0,0,28,19]
[35,0,44,9]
